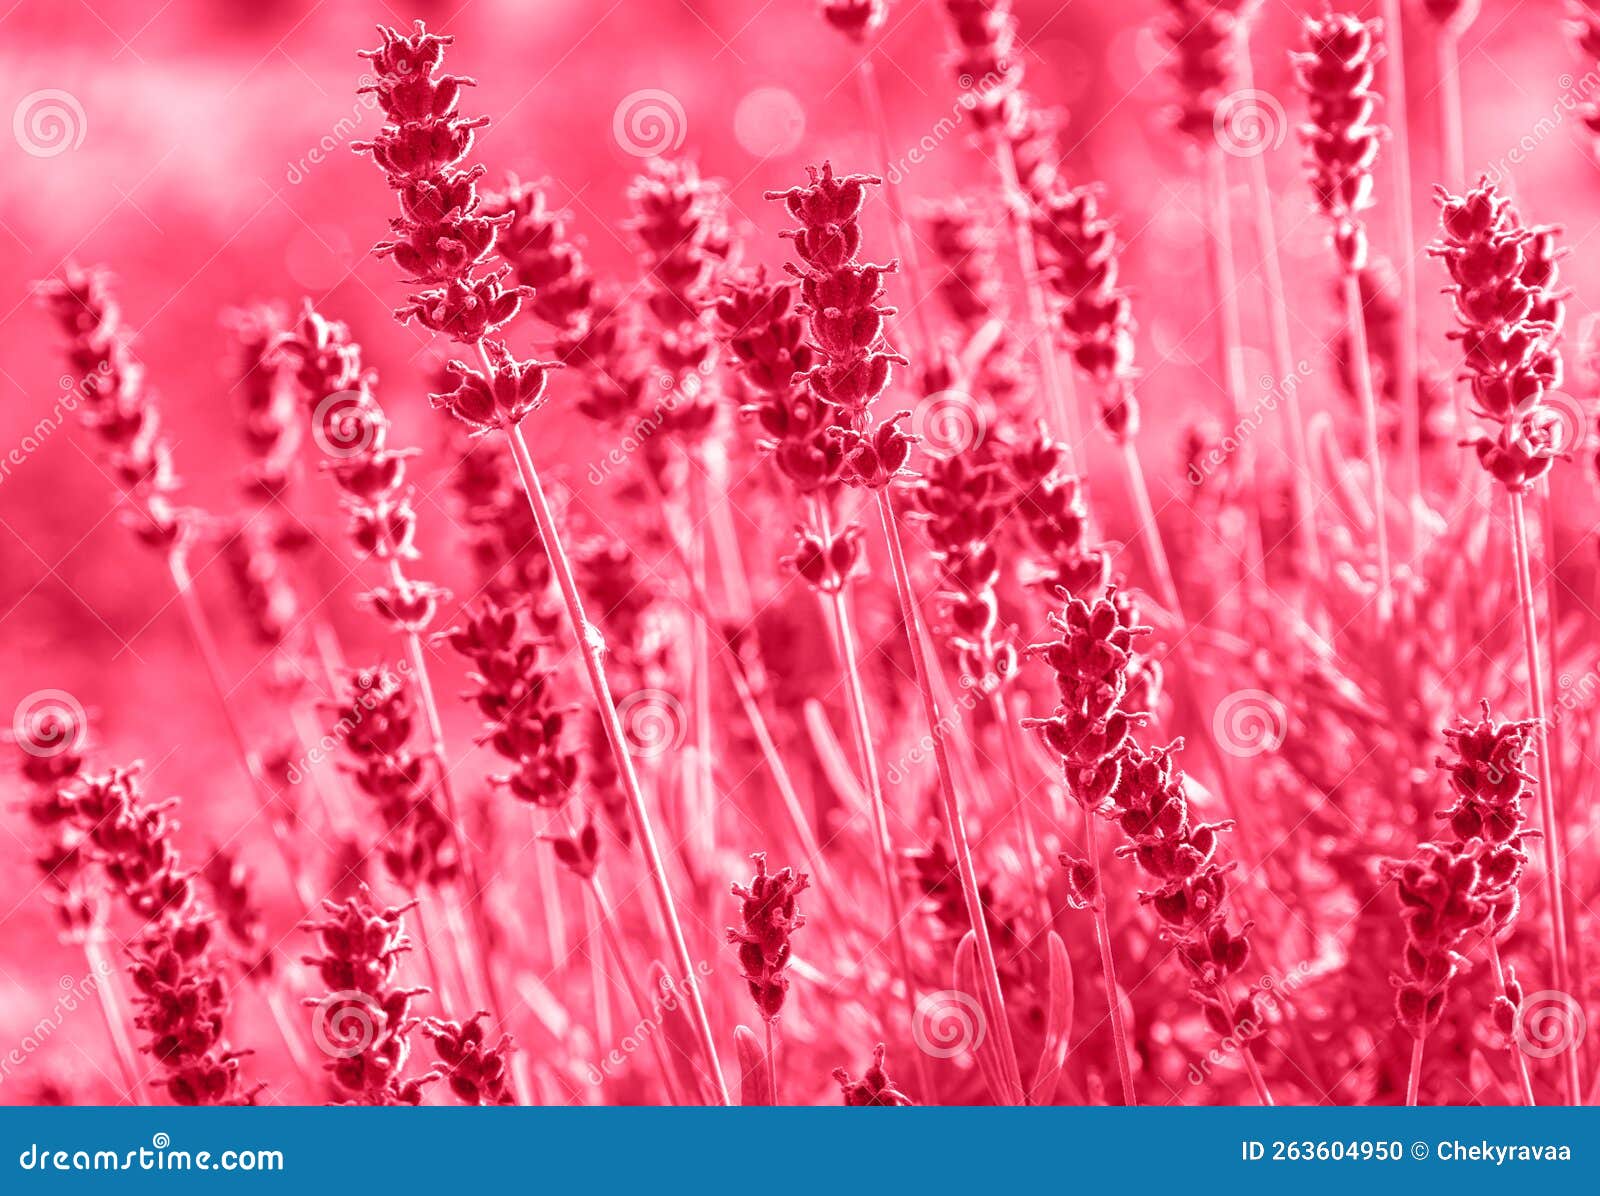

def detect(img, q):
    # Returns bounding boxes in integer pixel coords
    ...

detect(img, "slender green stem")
[1082,809,1135,1107]
[642,464,839,899]
[765,1018,780,1107]
[1119,439,1183,622]
[1508,489,1581,1104]
[166,550,317,911]
[84,932,146,1104]
[1341,271,1394,625]
[1376,0,1423,550]
[1233,27,1323,581]
[874,488,1025,1104]
[499,416,729,1105]
[1406,1035,1425,1107]
[584,870,685,1106]
[1488,936,1536,1106]
[819,515,935,1103]
[1202,147,1268,590]
[992,133,1080,459]
[1436,30,1466,191]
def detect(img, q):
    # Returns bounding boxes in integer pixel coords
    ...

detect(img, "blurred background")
[0,0,1595,1101]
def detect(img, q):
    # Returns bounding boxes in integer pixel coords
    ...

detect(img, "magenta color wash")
[0,0,1596,1108]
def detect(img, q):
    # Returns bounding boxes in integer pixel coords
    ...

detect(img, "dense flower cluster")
[942,0,1026,130]
[1391,706,1535,1038]
[906,446,1012,685]
[302,891,430,1104]
[833,1043,914,1105]
[447,432,557,615]
[922,198,1002,334]
[40,268,184,547]
[62,767,249,1104]
[727,853,808,1021]
[276,304,447,636]
[335,670,460,891]
[1293,11,1384,271]
[356,22,556,432]
[480,179,594,333]
[1160,0,1246,142]
[1033,187,1139,439]
[445,600,584,826]
[716,272,844,495]
[1431,182,1567,490]
[1001,425,1112,598]
[422,1014,516,1105]
[628,159,728,437]
[766,163,912,488]
[1031,594,1257,1045]
[226,305,299,497]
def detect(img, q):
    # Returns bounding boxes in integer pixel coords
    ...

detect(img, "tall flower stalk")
[1431,181,1580,1103]
[40,269,316,911]
[354,21,727,1103]
[767,162,1025,1102]
[1293,10,1394,624]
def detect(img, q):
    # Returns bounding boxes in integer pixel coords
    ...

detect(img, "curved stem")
[1201,148,1268,591]
[84,932,147,1104]
[992,133,1080,459]
[1488,936,1536,1106]
[585,871,685,1106]
[1120,439,1183,622]
[1341,270,1394,625]
[166,551,317,911]
[499,417,729,1105]
[1377,0,1423,547]
[819,510,935,1104]
[1083,809,1136,1106]
[874,487,1025,1104]
[1233,28,1323,581]
[1508,489,1581,1104]
[1406,1035,1426,1107]
[856,53,937,370]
